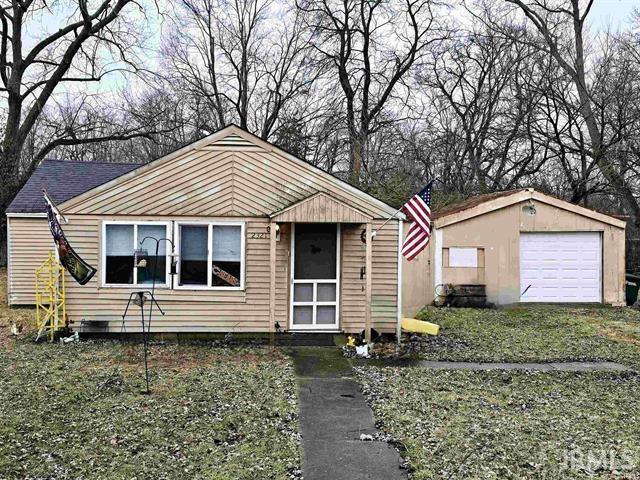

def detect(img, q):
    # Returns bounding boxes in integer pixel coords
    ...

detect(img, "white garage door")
[520,232,602,303]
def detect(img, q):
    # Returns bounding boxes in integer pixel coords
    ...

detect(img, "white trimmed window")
[102,222,171,286]
[175,222,245,290]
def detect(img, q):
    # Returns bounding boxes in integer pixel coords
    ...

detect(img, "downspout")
[434,227,443,301]
[396,218,403,344]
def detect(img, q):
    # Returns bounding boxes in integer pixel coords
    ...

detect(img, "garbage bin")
[626,273,640,306]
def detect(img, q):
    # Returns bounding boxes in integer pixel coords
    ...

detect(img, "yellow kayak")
[401,317,440,336]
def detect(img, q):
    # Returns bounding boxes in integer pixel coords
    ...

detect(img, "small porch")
[268,192,375,340]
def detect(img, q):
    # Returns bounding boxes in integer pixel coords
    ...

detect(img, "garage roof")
[433,189,526,219]
[6,159,142,214]
[434,188,626,229]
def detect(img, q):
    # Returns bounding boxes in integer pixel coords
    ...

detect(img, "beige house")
[403,189,627,312]
[6,129,626,337]
[6,125,407,336]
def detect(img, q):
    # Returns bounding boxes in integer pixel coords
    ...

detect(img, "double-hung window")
[103,222,171,286]
[176,222,244,289]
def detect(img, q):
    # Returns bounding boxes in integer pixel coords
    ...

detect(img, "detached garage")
[403,188,626,311]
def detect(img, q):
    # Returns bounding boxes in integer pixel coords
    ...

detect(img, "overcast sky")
[589,0,637,30]
[23,0,640,100]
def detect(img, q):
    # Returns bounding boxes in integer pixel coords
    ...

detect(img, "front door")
[290,223,340,330]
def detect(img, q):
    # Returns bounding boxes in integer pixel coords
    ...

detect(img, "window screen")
[138,225,167,284]
[211,225,241,287]
[105,224,134,284]
[294,224,337,279]
[179,225,208,286]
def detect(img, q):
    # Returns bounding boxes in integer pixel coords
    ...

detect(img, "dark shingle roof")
[6,159,142,214]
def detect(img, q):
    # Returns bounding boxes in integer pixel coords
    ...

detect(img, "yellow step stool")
[402,317,440,336]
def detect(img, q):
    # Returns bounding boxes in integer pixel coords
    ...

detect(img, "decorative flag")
[44,192,97,285]
[401,181,433,261]
[212,264,240,287]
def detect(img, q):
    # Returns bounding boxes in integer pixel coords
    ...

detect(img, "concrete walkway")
[288,348,629,479]
[352,358,630,372]
[412,360,630,371]
[289,347,406,480]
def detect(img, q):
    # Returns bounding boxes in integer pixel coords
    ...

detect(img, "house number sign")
[247,226,271,239]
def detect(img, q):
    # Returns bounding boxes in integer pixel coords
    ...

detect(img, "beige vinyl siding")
[63,216,399,333]
[341,224,366,332]
[371,219,399,332]
[7,217,54,305]
[50,127,402,334]
[63,215,279,332]
[272,193,371,223]
[61,132,394,219]
[340,221,399,333]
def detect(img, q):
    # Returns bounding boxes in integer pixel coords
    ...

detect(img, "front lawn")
[0,342,301,479]
[357,367,640,479]
[0,269,301,480]
[413,306,640,367]
[358,305,640,479]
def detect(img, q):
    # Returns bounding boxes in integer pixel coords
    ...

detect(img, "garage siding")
[434,200,625,306]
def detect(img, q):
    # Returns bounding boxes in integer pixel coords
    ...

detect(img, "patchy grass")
[358,306,640,478]
[0,268,301,479]
[414,306,640,368]
[356,366,640,479]
[0,269,35,346]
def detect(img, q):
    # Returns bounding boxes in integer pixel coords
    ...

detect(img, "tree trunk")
[0,149,24,267]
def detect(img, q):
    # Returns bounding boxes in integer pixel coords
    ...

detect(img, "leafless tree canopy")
[2,0,640,268]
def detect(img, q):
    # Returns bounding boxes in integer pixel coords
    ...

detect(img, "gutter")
[6,212,47,218]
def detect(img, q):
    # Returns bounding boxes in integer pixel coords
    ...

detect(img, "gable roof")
[6,159,142,214]
[58,125,403,219]
[270,192,372,223]
[434,188,626,229]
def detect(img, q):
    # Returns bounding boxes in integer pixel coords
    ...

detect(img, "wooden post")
[365,221,372,343]
[396,218,403,345]
[269,221,277,346]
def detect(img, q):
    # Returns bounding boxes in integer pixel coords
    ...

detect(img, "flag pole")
[43,189,68,224]
[372,206,403,239]
[373,180,434,238]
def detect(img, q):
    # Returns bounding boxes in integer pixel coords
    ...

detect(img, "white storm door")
[290,223,340,330]
[520,232,602,303]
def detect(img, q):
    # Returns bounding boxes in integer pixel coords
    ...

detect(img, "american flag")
[401,181,433,261]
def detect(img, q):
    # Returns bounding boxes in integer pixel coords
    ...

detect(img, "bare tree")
[422,24,549,194]
[0,0,160,262]
[44,89,188,163]
[164,0,320,139]
[296,0,446,184]
[502,0,640,226]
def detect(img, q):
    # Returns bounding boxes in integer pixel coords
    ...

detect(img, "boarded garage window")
[449,247,478,267]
